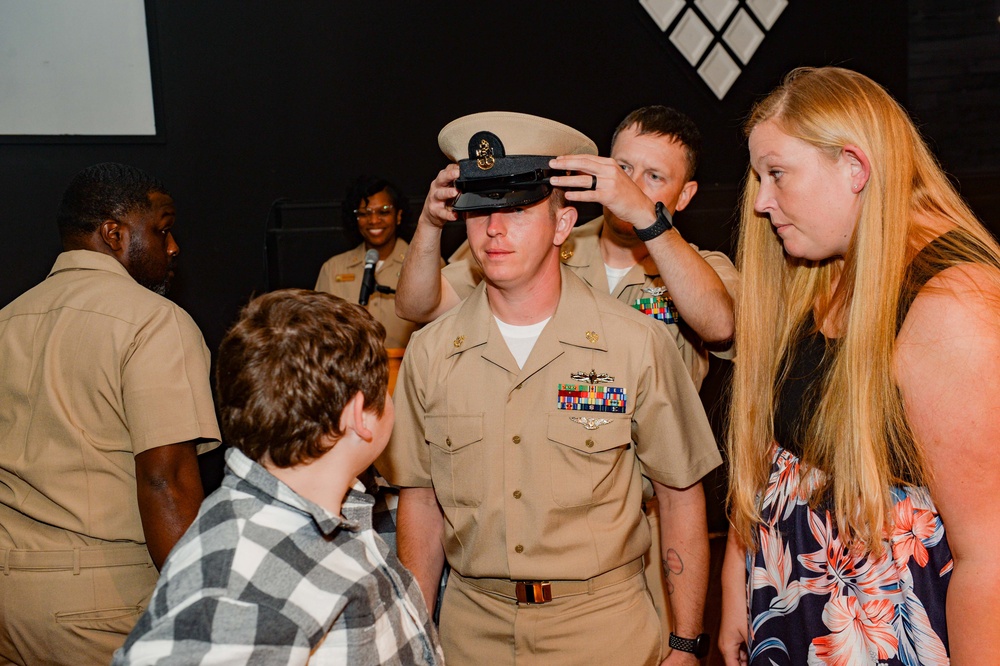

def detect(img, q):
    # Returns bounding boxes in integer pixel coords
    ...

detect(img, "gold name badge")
[335,274,356,282]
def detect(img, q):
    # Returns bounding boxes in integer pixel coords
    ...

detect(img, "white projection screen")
[0,0,157,137]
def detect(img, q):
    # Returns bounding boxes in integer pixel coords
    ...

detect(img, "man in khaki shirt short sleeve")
[394,107,738,648]
[0,163,221,665]
[378,113,722,665]
[395,106,739,390]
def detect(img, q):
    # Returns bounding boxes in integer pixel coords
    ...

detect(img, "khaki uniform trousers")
[441,560,661,666]
[0,544,157,666]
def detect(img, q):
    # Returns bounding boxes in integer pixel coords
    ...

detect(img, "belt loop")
[0,548,8,576]
[587,576,595,595]
[72,548,81,575]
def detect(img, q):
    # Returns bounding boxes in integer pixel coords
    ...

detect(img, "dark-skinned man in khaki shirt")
[0,163,220,665]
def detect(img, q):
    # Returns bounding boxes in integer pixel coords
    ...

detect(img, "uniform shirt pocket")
[426,414,484,507]
[546,413,633,508]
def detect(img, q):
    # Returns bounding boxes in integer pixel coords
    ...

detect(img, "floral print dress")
[746,321,952,666]
[747,444,952,665]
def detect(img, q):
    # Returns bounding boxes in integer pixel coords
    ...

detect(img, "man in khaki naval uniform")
[0,163,221,665]
[378,113,722,666]
[395,106,738,389]
[393,106,737,654]
[441,215,737,389]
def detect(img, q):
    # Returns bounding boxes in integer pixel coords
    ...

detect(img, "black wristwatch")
[669,632,710,659]
[634,201,674,241]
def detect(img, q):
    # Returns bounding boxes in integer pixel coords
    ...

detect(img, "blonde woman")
[719,67,1000,665]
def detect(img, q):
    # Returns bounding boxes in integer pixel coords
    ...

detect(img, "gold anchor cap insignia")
[585,330,599,343]
[570,416,612,431]
[560,247,574,260]
[466,130,503,172]
[453,335,466,348]
[570,369,614,384]
[476,138,495,170]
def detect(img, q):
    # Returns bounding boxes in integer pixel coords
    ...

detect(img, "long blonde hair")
[727,67,1000,553]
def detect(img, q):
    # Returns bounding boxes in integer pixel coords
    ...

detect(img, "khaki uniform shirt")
[316,239,426,350]
[378,267,721,580]
[443,217,740,389]
[0,250,221,550]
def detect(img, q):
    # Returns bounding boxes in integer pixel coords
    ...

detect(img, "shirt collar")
[547,265,609,351]
[224,448,368,536]
[559,217,603,270]
[344,244,368,269]
[48,250,136,282]
[560,218,659,290]
[345,238,409,269]
[445,264,608,362]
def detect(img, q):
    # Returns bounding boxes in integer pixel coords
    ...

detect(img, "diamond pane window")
[641,0,787,99]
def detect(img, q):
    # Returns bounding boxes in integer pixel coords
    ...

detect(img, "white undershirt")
[605,264,633,293]
[494,316,551,368]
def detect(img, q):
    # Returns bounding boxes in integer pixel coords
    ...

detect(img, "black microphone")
[359,249,379,306]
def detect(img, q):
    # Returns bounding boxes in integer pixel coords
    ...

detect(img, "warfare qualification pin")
[570,369,614,385]
[642,286,668,297]
[569,416,612,431]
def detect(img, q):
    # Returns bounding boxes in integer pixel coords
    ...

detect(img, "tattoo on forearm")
[662,548,684,595]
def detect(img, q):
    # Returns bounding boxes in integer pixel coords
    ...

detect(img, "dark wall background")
[0,1,915,336]
[1,1,996,505]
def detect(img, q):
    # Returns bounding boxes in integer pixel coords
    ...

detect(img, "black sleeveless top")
[772,231,985,458]
[773,321,828,458]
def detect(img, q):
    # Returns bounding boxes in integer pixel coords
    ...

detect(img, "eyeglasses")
[354,205,396,221]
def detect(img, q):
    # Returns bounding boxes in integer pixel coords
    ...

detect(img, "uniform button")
[512,435,521,444]
[446,437,452,448]
[514,383,523,390]
[513,490,522,499]
[514,545,524,554]
[586,439,595,448]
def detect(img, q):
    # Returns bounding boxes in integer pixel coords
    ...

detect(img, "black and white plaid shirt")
[114,448,443,665]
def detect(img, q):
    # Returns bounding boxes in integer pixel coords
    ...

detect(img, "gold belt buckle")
[515,581,552,604]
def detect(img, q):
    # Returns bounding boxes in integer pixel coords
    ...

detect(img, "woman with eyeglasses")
[316,175,423,349]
